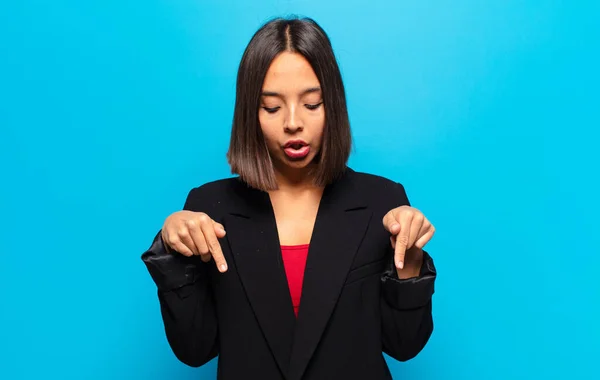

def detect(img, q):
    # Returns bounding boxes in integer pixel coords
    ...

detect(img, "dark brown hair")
[226,17,352,191]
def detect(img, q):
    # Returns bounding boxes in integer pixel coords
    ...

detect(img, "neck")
[272,163,319,192]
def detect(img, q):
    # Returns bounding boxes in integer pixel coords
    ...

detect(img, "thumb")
[383,212,401,235]
[213,222,226,238]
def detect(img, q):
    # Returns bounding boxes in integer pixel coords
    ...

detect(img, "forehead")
[262,52,320,90]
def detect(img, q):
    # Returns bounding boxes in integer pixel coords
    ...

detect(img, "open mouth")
[288,142,305,149]
[283,140,310,159]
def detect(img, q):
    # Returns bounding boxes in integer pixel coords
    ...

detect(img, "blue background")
[1,1,598,379]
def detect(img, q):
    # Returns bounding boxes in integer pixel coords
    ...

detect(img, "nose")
[284,104,303,133]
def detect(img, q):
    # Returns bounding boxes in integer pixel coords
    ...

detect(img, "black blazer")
[142,168,436,380]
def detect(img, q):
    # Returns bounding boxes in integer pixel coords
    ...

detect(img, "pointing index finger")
[394,231,408,270]
[394,213,412,270]
[200,220,228,273]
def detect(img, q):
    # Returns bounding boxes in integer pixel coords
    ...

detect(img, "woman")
[142,17,437,380]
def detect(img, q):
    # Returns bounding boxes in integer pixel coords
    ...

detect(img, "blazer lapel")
[223,184,296,379]
[288,170,372,380]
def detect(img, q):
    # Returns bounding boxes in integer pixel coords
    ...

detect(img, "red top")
[281,244,309,317]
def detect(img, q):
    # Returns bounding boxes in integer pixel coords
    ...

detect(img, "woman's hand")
[162,211,228,272]
[383,206,435,278]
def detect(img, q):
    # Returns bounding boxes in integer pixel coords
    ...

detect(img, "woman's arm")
[380,250,436,361]
[141,189,219,367]
[379,181,437,361]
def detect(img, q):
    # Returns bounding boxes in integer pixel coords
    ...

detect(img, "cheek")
[259,117,279,144]
[312,115,325,146]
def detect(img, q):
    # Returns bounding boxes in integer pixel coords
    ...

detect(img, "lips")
[283,139,310,159]
[284,140,307,149]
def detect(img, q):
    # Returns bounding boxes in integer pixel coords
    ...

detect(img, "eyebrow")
[261,87,321,97]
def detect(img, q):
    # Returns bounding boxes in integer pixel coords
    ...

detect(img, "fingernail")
[396,261,404,269]
[220,264,227,272]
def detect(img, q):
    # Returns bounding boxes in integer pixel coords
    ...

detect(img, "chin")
[287,159,312,168]
[277,154,318,171]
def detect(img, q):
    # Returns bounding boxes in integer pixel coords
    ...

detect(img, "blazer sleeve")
[141,188,218,367]
[380,183,437,362]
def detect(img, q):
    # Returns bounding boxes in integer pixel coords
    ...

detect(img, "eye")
[261,106,280,114]
[305,102,323,110]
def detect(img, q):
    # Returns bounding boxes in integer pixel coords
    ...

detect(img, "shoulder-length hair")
[226,17,352,191]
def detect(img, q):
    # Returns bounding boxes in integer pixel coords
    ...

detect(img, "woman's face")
[259,52,325,177]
